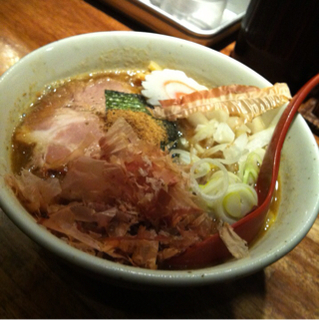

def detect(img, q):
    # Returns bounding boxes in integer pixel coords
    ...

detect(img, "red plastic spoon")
[165,74,319,269]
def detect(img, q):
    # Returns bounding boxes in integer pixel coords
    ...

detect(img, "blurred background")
[90,0,319,132]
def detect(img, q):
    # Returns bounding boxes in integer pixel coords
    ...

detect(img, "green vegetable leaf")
[105,90,151,114]
[104,90,180,150]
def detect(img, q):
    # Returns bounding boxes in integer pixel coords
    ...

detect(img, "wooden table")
[0,1,318,318]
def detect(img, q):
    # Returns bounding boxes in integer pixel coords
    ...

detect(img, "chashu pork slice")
[36,76,137,114]
[15,108,106,170]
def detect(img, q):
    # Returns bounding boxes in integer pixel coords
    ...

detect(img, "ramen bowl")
[0,32,318,287]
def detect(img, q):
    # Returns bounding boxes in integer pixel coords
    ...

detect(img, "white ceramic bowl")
[0,32,318,287]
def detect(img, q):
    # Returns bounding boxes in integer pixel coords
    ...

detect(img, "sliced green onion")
[240,150,263,186]
[170,149,200,165]
[190,158,229,202]
[222,183,257,220]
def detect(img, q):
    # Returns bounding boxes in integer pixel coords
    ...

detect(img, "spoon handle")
[256,74,319,205]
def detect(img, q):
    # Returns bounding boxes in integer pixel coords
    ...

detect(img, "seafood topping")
[151,83,291,121]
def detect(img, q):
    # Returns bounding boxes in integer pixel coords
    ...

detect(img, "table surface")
[0,0,318,318]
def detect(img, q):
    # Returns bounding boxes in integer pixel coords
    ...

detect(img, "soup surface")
[8,65,288,269]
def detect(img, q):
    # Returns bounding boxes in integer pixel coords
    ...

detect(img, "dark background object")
[232,0,319,95]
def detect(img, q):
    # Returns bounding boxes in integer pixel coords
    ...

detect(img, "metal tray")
[99,0,250,46]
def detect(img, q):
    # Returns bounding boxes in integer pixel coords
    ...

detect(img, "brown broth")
[11,69,146,174]
[251,176,281,246]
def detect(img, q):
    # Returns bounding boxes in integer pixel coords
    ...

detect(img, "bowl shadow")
[40,247,267,319]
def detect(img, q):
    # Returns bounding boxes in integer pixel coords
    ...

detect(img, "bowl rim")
[0,31,318,287]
